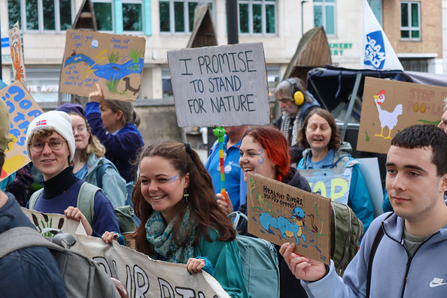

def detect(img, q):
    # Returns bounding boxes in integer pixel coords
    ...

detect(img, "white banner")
[22,208,230,298]
[361,0,403,71]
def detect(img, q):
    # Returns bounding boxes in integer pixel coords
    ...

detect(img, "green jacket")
[194,229,251,298]
[83,154,127,208]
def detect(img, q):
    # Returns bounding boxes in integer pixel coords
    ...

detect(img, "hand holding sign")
[280,243,327,282]
[89,83,105,103]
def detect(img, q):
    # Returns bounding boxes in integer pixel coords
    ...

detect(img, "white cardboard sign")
[167,43,270,127]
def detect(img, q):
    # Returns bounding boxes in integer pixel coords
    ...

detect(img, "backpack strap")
[366,213,393,298]
[28,188,44,210]
[96,163,113,189]
[0,227,65,259]
[77,182,101,226]
[330,155,349,169]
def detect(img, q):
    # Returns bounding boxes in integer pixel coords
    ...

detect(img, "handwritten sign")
[247,172,331,265]
[167,43,270,127]
[9,22,27,89]
[300,168,352,205]
[1,82,43,181]
[22,209,231,298]
[60,29,146,101]
[358,77,447,154]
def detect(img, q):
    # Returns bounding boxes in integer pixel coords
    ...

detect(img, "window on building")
[8,0,73,33]
[238,0,276,35]
[401,2,420,40]
[367,0,382,26]
[93,0,114,31]
[313,0,335,36]
[160,0,206,34]
[123,0,143,32]
[162,67,174,98]
[399,58,427,72]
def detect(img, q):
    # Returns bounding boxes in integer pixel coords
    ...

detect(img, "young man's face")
[30,131,70,181]
[386,145,447,222]
[438,109,447,134]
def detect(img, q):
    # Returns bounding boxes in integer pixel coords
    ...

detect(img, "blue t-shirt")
[33,180,120,237]
[74,163,88,179]
[207,136,243,210]
[304,149,335,169]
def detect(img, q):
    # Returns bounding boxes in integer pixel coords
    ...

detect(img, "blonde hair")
[70,112,105,162]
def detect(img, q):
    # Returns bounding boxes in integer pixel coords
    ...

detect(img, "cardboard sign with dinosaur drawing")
[357,77,447,154]
[247,172,331,265]
[60,29,145,101]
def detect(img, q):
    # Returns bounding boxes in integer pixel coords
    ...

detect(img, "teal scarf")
[145,208,198,264]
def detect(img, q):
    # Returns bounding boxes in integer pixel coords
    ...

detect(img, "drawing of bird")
[373,89,403,140]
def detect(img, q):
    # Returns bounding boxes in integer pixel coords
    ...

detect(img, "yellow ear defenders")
[286,78,305,106]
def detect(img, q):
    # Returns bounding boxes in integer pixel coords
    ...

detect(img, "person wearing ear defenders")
[274,77,320,165]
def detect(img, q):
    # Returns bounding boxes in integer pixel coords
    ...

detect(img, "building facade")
[0,0,444,104]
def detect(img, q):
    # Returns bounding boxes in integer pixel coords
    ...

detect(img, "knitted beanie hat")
[26,111,75,162]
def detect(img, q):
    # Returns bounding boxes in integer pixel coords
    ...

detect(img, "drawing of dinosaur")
[123,77,141,95]
[259,206,307,245]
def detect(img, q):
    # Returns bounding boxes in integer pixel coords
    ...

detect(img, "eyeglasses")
[72,126,87,134]
[29,139,67,153]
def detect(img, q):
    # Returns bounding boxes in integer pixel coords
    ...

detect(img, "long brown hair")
[297,108,341,151]
[102,99,141,128]
[132,141,236,255]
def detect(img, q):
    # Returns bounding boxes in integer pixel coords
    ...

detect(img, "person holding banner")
[297,108,374,232]
[274,77,320,165]
[0,98,67,298]
[103,141,251,298]
[25,111,119,237]
[56,104,127,208]
[87,84,144,183]
[217,126,312,298]
[281,124,447,298]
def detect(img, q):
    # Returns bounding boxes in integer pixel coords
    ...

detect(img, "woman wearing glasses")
[56,104,127,208]
[25,111,119,237]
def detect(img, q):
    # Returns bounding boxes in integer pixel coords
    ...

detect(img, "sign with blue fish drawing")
[247,172,331,265]
[60,29,145,101]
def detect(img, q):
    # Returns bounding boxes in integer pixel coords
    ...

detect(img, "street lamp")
[301,0,308,36]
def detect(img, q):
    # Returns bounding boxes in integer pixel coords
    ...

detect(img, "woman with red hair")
[217,125,311,298]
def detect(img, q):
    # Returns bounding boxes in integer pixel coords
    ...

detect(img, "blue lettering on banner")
[364,30,386,70]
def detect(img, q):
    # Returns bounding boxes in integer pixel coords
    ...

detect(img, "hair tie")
[184,143,192,153]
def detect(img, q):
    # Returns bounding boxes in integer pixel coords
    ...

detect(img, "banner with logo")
[22,208,230,298]
[361,0,403,71]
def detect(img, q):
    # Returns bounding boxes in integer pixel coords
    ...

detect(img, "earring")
[184,188,189,203]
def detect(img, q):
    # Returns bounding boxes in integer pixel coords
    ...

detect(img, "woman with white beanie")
[26,111,119,237]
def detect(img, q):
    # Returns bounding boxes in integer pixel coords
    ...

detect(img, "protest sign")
[9,22,27,89]
[1,82,43,181]
[167,43,270,127]
[247,172,331,265]
[22,209,231,298]
[358,77,446,154]
[300,168,352,205]
[357,157,383,218]
[60,29,146,101]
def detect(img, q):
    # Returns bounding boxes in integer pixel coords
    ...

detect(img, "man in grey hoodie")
[280,124,447,298]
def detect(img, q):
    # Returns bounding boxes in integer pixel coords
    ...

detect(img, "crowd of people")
[1,77,447,297]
